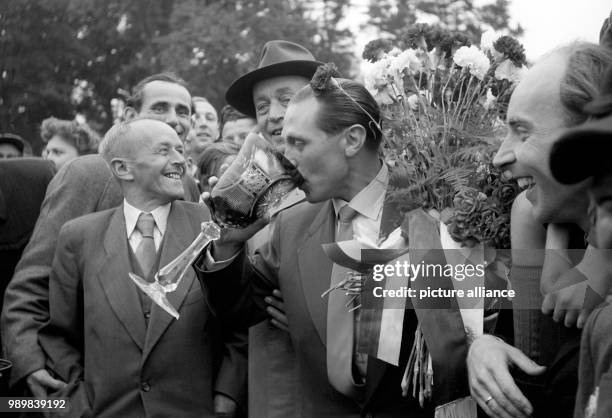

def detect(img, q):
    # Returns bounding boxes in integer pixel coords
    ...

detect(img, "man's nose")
[283,148,298,167]
[170,146,186,163]
[492,137,516,168]
[268,101,285,123]
[164,108,179,129]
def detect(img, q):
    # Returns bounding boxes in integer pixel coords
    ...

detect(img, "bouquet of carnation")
[331,26,525,416]
[362,24,525,249]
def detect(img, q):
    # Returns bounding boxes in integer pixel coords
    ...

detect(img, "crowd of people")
[1,12,612,417]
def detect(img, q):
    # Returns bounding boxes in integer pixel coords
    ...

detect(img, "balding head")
[100,119,176,164]
[101,118,186,209]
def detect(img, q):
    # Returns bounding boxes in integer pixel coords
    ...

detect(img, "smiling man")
[38,119,237,417]
[225,40,321,150]
[1,73,224,401]
[190,96,220,148]
[549,68,612,418]
[468,43,612,418]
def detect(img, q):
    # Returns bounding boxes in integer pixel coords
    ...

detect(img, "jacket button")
[141,381,151,392]
[364,413,374,418]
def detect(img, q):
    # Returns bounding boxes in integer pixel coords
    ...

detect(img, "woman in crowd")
[41,117,101,170]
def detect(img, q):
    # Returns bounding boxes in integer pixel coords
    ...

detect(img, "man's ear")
[343,124,367,157]
[124,106,138,121]
[109,158,134,181]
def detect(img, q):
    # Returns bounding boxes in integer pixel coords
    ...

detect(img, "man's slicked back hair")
[126,72,189,112]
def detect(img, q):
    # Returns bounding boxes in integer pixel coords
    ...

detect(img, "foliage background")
[0,0,517,153]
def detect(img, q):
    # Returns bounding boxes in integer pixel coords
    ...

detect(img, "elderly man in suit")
[196,71,469,416]
[39,118,244,417]
[0,73,211,400]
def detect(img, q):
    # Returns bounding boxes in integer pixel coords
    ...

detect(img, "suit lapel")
[143,202,196,360]
[98,206,146,350]
[379,186,403,241]
[296,201,335,346]
[363,190,404,400]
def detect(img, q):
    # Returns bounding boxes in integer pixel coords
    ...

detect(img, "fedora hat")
[225,40,322,117]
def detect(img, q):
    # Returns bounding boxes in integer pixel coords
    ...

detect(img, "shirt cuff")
[204,246,240,272]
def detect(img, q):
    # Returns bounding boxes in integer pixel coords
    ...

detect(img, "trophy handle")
[128,273,180,319]
[129,221,222,319]
[156,221,222,289]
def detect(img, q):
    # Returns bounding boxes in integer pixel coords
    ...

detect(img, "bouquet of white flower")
[361,25,526,249]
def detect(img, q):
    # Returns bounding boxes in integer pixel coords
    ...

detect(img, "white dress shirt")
[123,199,171,252]
[331,163,388,244]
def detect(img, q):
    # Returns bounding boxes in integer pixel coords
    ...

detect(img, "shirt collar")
[331,163,388,220]
[123,199,171,238]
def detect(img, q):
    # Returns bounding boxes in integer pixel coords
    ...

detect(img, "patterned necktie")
[327,204,364,399]
[135,212,156,278]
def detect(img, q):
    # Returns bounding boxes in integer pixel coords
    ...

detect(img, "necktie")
[327,205,364,399]
[135,213,156,278]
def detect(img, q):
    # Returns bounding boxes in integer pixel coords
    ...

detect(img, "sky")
[492,0,610,60]
[344,0,611,61]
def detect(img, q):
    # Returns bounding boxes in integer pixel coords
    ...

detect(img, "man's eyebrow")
[147,100,170,109]
[507,117,531,130]
[285,133,306,142]
[274,87,295,96]
[176,103,190,112]
[253,94,270,103]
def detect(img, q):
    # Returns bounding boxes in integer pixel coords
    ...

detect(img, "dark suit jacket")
[0,158,54,312]
[39,201,246,417]
[1,154,201,386]
[575,302,612,418]
[196,199,469,417]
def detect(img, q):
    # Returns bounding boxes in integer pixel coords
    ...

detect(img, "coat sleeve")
[1,157,117,386]
[211,322,248,409]
[39,222,92,416]
[194,213,285,330]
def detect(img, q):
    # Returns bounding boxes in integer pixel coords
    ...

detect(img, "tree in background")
[156,0,354,110]
[0,0,87,151]
[0,0,354,152]
[367,0,523,44]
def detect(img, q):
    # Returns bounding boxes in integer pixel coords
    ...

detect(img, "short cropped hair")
[191,96,213,114]
[126,72,189,112]
[292,74,383,151]
[555,42,612,126]
[99,121,135,165]
[40,117,101,155]
[219,104,253,133]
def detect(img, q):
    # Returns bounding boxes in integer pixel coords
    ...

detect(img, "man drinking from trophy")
[195,64,470,417]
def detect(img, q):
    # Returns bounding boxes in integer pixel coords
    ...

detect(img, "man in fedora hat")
[226,40,322,149]
[549,75,612,418]
[223,39,322,418]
